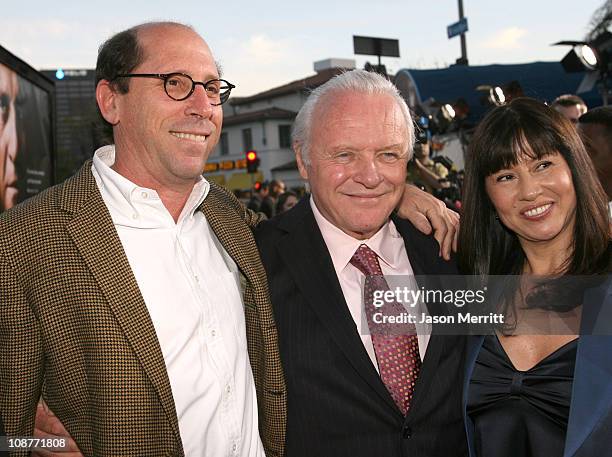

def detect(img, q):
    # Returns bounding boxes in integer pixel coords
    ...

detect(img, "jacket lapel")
[60,163,182,449]
[276,199,399,413]
[564,279,612,457]
[199,186,267,298]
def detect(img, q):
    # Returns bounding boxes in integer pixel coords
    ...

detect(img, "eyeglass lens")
[165,74,231,104]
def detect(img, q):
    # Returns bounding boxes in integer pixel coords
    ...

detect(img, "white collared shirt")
[92,145,263,457]
[310,197,430,370]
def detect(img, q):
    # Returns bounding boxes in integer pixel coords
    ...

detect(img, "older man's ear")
[294,143,310,181]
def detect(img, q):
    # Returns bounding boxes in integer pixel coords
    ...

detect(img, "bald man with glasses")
[1,22,275,457]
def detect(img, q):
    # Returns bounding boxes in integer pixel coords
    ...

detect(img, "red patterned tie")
[350,244,421,415]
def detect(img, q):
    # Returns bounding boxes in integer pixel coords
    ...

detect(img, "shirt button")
[402,424,412,439]
[232,443,237,453]
[211,329,216,337]
[141,191,148,199]
[132,213,138,219]
[226,385,231,395]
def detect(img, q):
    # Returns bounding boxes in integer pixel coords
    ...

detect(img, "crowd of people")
[0,20,610,457]
[246,180,299,219]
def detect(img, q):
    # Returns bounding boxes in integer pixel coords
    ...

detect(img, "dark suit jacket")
[462,277,612,457]
[255,197,468,457]
[0,161,287,457]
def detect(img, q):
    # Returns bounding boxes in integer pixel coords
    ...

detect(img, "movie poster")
[0,62,53,212]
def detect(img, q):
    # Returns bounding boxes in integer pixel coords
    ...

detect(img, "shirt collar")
[91,145,210,225]
[310,196,404,275]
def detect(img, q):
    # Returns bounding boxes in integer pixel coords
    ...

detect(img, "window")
[278,125,291,148]
[242,128,253,151]
[219,132,229,156]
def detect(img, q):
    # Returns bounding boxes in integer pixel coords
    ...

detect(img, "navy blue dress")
[467,335,578,457]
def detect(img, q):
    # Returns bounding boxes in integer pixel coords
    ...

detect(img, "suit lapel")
[277,199,399,413]
[564,279,612,457]
[60,163,182,448]
[199,186,266,299]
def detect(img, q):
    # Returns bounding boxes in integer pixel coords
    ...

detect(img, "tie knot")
[350,244,383,277]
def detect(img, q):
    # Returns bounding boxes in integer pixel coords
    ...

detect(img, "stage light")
[442,104,456,121]
[492,86,506,105]
[554,32,612,73]
[575,44,598,69]
[476,85,507,106]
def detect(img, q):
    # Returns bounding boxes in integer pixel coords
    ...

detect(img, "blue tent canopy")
[396,62,602,123]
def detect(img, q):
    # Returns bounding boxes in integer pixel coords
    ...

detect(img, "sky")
[0,0,606,96]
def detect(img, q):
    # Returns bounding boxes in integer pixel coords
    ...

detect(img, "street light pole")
[458,0,468,65]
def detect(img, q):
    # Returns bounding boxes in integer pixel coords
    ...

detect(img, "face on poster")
[0,62,52,212]
[0,62,18,211]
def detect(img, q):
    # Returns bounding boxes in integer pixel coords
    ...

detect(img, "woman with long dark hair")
[458,97,611,457]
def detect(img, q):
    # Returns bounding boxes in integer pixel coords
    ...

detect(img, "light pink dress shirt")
[310,197,430,371]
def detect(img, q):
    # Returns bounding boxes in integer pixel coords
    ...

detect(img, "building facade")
[41,69,103,183]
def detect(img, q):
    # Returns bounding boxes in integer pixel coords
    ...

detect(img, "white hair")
[291,69,415,164]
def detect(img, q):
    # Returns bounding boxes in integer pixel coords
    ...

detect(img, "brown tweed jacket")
[0,161,286,457]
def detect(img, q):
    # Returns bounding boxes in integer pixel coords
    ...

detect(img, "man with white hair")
[255,70,467,457]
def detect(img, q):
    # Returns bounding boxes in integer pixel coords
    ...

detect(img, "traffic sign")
[447,17,468,39]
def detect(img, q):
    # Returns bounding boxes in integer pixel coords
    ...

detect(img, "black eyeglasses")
[113,73,235,105]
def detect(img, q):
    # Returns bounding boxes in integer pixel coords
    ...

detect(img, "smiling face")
[297,91,409,240]
[0,63,18,211]
[102,24,222,189]
[485,150,577,251]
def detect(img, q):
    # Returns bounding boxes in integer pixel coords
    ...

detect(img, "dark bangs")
[474,98,573,178]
